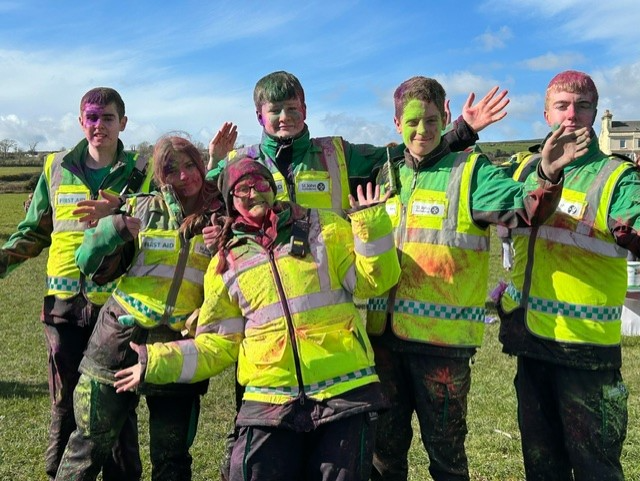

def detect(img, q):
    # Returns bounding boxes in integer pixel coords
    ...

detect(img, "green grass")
[0,166,43,177]
[0,193,638,480]
[0,167,41,193]
[477,140,541,156]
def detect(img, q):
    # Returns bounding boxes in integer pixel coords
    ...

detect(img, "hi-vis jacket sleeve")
[339,202,400,298]
[144,254,243,385]
[75,212,136,285]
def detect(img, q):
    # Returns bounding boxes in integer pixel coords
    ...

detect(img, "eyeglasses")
[232,179,272,198]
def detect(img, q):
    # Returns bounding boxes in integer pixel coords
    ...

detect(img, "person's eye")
[258,180,271,191]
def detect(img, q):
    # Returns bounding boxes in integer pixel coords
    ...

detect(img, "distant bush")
[0,158,45,168]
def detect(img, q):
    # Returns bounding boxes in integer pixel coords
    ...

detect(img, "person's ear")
[119,115,128,132]
[393,116,402,134]
[256,111,264,126]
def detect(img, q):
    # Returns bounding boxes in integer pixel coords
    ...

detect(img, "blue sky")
[1,0,639,152]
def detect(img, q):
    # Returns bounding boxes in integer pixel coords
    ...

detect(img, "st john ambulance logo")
[298,180,329,193]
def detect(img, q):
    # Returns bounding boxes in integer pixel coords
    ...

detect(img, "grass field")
[0,192,638,480]
[0,166,43,176]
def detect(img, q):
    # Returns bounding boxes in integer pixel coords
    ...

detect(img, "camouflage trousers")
[370,344,471,481]
[515,356,628,481]
[56,374,201,481]
[43,321,141,481]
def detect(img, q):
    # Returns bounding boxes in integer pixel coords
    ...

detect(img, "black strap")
[160,232,191,325]
[289,209,311,258]
[121,154,149,195]
[519,225,540,310]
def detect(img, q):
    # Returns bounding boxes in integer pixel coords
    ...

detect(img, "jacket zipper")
[268,248,306,404]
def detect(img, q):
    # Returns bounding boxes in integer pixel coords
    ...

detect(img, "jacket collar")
[402,138,451,171]
[61,138,127,181]
[261,125,312,162]
[230,200,307,249]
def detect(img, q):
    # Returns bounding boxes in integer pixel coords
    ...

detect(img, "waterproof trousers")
[515,356,627,481]
[230,411,377,481]
[370,344,471,481]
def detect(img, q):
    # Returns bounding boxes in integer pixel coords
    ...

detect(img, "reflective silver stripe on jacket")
[126,261,205,286]
[313,137,345,212]
[511,225,627,258]
[575,158,625,236]
[353,231,395,257]
[404,227,489,250]
[341,264,357,294]
[177,340,198,382]
[308,210,332,291]
[223,209,341,319]
[195,317,244,336]
[247,289,352,328]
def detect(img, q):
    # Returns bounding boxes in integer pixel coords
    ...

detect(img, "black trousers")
[515,356,627,481]
[230,411,377,481]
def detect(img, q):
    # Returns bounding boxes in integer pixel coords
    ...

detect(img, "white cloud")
[592,62,640,122]
[436,71,504,98]
[520,52,586,71]
[318,113,398,146]
[503,93,543,119]
[474,26,513,52]
[482,0,640,52]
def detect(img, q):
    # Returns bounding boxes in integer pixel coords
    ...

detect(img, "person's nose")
[566,104,576,119]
